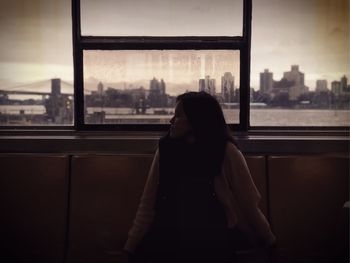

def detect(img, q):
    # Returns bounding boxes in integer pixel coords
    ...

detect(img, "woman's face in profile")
[169,101,192,138]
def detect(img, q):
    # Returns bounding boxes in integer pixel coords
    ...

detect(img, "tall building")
[332,76,349,95]
[150,77,159,92]
[260,69,273,94]
[283,65,307,100]
[160,79,166,95]
[331,81,341,95]
[315,80,328,92]
[221,72,235,102]
[340,75,348,93]
[284,65,304,86]
[199,75,216,96]
[148,77,167,107]
[97,82,104,95]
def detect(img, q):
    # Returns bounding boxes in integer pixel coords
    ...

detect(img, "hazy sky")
[0,0,348,92]
[81,0,243,36]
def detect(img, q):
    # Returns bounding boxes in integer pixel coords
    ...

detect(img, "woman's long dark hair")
[175,91,236,175]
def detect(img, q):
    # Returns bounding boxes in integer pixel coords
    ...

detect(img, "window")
[83,50,240,124]
[250,0,349,127]
[75,0,247,130]
[0,0,73,126]
[80,0,243,37]
[1,0,348,130]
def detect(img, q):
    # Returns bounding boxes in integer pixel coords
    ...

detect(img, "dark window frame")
[71,0,350,132]
[0,0,348,133]
[72,0,251,132]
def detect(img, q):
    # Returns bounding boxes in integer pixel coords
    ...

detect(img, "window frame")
[72,0,251,132]
[0,0,348,133]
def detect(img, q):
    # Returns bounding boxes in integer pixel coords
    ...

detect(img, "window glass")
[83,50,240,124]
[251,0,349,126]
[81,0,243,36]
[0,0,73,126]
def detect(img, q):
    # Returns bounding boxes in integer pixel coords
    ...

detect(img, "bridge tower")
[51,78,61,96]
[45,78,73,124]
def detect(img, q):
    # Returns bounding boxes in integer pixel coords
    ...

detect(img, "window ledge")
[0,130,348,154]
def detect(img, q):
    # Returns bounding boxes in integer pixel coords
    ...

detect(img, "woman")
[122,92,276,263]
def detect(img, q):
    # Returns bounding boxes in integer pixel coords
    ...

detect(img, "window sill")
[0,129,348,154]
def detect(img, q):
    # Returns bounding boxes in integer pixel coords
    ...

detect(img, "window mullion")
[72,0,84,130]
[240,0,252,131]
[80,36,245,50]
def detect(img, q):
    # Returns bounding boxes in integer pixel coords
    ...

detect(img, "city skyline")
[0,0,349,91]
[83,50,239,96]
[1,74,349,126]
[2,67,349,101]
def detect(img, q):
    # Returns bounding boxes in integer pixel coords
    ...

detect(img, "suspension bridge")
[0,79,76,125]
[0,79,77,97]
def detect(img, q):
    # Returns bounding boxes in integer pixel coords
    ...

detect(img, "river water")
[0,105,349,126]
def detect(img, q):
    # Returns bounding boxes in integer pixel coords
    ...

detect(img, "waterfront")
[0,105,349,126]
[250,108,349,127]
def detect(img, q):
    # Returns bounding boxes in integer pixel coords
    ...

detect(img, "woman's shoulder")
[223,141,246,165]
[225,141,241,156]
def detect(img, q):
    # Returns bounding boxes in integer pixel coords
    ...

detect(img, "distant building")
[284,65,304,86]
[271,77,294,105]
[199,75,216,96]
[160,79,166,95]
[330,76,350,109]
[315,80,328,92]
[331,81,341,95]
[283,65,308,100]
[332,75,349,95]
[97,82,104,95]
[221,72,235,103]
[148,77,167,107]
[340,75,349,93]
[260,69,273,94]
[129,87,147,114]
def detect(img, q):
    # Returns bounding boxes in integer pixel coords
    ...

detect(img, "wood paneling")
[68,155,153,263]
[0,154,69,263]
[268,155,349,263]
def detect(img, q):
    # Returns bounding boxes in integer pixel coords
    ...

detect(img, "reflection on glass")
[81,0,243,36]
[250,0,350,126]
[0,0,73,126]
[83,50,240,124]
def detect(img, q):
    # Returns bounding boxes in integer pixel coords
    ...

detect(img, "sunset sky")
[0,0,348,93]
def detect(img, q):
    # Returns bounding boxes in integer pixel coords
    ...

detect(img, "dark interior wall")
[0,155,69,263]
[0,152,348,263]
[268,155,349,263]
[68,155,153,263]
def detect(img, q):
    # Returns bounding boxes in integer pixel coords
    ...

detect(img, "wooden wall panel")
[68,155,153,263]
[268,155,349,263]
[0,154,69,263]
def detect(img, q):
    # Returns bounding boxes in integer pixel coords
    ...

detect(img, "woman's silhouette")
[122,92,276,263]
